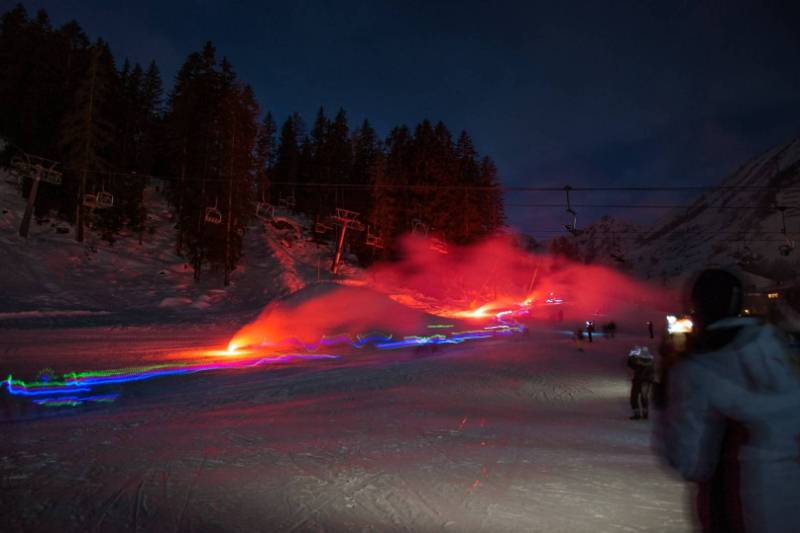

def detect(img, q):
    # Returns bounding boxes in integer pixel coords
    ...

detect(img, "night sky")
[11,0,800,237]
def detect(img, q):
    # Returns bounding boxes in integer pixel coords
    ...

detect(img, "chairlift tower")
[330,208,364,273]
[11,153,62,238]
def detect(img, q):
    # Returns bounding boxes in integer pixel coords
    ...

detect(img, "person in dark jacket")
[655,268,800,533]
[628,346,655,419]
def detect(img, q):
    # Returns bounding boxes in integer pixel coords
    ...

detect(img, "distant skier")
[627,346,654,419]
[646,320,654,339]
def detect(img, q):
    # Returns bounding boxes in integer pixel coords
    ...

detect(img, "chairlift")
[365,226,384,249]
[331,208,364,231]
[411,218,428,236]
[205,199,223,225]
[8,153,62,186]
[314,216,332,234]
[563,185,583,236]
[83,193,98,209]
[776,205,795,256]
[429,231,448,254]
[8,155,26,184]
[430,237,448,254]
[4,169,21,185]
[96,190,114,209]
[256,201,274,221]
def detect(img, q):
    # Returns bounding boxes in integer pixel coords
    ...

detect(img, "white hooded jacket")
[661,317,800,533]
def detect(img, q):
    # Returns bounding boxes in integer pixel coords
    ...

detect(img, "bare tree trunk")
[19,174,40,238]
[175,142,186,255]
[77,48,98,243]
[224,132,235,287]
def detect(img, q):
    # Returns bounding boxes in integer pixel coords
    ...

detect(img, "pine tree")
[351,119,378,216]
[303,106,330,215]
[164,44,259,283]
[59,40,118,242]
[429,121,459,240]
[328,108,352,181]
[254,111,276,203]
[214,82,259,285]
[327,108,352,211]
[273,113,303,206]
[476,155,504,236]
[455,130,479,243]
[370,125,411,248]
[165,41,225,262]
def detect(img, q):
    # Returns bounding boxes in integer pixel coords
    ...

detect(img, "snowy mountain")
[566,137,800,286]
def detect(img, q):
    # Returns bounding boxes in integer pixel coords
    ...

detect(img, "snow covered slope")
[566,137,800,285]
[0,175,360,322]
[634,137,800,282]
[0,320,690,532]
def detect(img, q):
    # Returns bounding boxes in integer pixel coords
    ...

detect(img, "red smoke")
[228,233,674,351]
[369,234,673,319]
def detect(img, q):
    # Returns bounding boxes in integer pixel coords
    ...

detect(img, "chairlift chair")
[205,207,223,225]
[314,217,332,234]
[365,227,384,249]
[429,233,448,254]
[256,201,274,221]
[205,199,223,225]
[562,185,583,236]
[776,206,795,256]
[96,191,114,209]
[83,193,98,209]
[411,218,428,236]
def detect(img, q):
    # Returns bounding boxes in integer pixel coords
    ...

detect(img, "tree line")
[0,4,504,285]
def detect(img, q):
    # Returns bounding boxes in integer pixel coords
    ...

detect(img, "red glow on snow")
[228,284,425,351]
[228,233,675,350]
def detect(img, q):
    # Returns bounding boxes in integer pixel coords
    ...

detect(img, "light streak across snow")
[1,300,533,409]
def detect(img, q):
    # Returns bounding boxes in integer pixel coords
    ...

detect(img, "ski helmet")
[688,268,743,326]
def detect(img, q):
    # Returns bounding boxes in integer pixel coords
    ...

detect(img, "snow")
[0,171,696,531]
[0,176,362,321]
[0,318,692,532]
[0,309,110,319]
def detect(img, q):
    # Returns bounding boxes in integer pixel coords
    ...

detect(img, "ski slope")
[1,320,691,532]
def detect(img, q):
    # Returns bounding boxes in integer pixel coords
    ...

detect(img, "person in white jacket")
[657,269,800,533]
